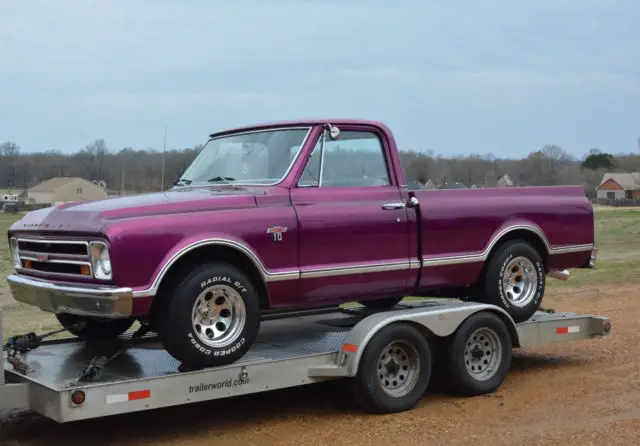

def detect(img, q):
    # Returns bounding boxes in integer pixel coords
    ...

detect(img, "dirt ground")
[0,283,638,446]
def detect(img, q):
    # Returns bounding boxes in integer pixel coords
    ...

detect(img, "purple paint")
[7,118,595,318]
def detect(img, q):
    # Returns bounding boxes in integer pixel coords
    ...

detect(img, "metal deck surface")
[4,312,362,391]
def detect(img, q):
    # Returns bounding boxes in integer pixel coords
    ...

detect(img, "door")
[289,127,413,304]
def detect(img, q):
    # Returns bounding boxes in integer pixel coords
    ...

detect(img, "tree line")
[0,139,639,196]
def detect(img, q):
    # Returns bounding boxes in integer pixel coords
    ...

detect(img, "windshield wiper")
[208,176,238,188]
[173,178,192,186]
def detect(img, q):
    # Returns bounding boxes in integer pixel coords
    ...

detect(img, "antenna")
[161,125,167,191]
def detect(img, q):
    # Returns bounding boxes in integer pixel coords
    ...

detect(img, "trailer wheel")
[351,322,432,414]
[443,312,512,396]
[480,239,545,323]
[56,314,135,341]
[154,262,261,369]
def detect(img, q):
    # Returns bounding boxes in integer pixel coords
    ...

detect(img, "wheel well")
[486,229,549,271]
[152,244,271,312]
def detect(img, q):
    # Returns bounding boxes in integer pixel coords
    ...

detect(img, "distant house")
[439,181,468,189]
[483,173,514,188]
[423,179,437,189]
[407,180,426,190]
[26,177,108,205]
[1,189,25,203]
[596,173,640,200]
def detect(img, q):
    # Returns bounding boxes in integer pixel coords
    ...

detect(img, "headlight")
[89,241,112,280]
[9,237,20,270]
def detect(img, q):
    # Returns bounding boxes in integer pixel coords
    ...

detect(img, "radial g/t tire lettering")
[155,262,261,369]
[480,239,545,323]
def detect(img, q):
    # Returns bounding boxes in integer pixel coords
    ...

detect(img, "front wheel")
[154,262,261,369]
[479,239,545,323]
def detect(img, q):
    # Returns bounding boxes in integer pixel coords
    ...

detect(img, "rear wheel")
[478,239,545,323]
[56,314,135,342]
[154,262,261,369]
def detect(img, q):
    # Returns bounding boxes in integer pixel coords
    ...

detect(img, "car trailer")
[1,299,611,423]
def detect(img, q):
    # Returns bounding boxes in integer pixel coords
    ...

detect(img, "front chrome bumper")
[6,274,133,318]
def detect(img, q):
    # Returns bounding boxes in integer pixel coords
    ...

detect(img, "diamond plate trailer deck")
[1,299,611,422]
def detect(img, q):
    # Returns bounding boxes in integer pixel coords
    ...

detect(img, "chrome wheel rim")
[502,256,538,307]
[191,284,246,348]
[376,340,421,397]
[464,327,502,381]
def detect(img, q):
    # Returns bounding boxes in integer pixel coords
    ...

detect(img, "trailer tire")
[481,239,545,323]
[56,314,135,342]
[154,262,261,369]
[443,311,512,397]
[351,322,432,414]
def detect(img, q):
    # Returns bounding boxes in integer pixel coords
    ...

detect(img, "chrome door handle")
[382,202,405,210]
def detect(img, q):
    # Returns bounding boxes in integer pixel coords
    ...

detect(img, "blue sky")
[1,0,638,159]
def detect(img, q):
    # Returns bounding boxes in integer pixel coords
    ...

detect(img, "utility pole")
[161,125,167,191]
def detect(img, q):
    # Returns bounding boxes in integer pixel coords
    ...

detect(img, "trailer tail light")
[71,390,86,406]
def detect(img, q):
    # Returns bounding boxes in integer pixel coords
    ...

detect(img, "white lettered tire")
[155,262,261,369]
[480,239,545,323]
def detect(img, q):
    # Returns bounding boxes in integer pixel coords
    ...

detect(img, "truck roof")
[208,118,393,138]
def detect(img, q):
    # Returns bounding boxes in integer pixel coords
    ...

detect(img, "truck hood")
[10,188,259,234]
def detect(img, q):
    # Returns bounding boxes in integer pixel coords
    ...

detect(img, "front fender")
[130,232,271,298]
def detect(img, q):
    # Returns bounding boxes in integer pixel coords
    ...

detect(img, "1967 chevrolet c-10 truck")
[5,119,597,368]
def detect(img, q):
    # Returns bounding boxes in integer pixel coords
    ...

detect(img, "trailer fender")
[337,302,520,377]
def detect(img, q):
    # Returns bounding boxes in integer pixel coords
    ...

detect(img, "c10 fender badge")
[266,226,287,242]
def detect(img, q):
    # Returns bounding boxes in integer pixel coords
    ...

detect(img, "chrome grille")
[16,238,93,278]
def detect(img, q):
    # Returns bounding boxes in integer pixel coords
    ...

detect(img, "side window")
[298,130,391,187]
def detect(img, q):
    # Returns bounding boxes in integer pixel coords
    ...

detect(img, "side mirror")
[324,123,340,140]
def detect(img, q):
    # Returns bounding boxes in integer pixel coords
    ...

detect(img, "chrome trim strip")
[20,257,92,267]
[131,228,594,297]
[420,225,594,269]
[18,250,88,260]
[300,261,411,279]
[16,238,90,247]
[549,244,595,255]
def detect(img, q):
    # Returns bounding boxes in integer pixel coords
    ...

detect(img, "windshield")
[178,127,311,186]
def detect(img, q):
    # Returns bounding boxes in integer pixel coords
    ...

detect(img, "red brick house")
[596,173,640,200]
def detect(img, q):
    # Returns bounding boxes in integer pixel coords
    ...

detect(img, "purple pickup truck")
[5,119,597,369]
